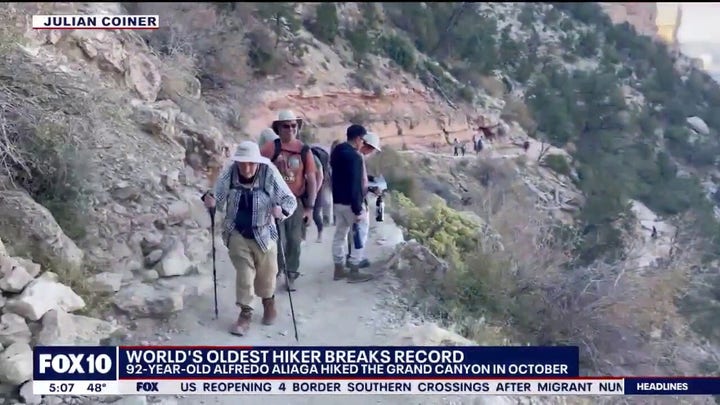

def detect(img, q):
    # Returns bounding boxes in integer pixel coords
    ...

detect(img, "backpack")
[310,145,331,178]
[270,139,330,179]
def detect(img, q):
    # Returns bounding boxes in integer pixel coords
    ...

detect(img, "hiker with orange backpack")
[260,111,318,290]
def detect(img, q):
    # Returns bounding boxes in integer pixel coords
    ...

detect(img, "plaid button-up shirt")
[214,163,297,252]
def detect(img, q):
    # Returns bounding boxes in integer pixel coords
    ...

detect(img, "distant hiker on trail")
[202,141,297,337]
[260,110,318,290]
[460,142,466,156]
[356,131,382,269]
[651,226,658,239]
[453,138,460,156]
[329,124,375,283]
[523,140,530,153]
[476,137,484,154]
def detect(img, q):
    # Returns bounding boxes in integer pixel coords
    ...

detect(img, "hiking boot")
[333,262,347,280]
[286,271,299,291]
[345,258,371,268]
[230,306,252,336]
[346,263,374,283]
[261,297,277,326]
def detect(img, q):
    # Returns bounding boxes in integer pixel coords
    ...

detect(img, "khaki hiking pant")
[278,197,304,275]
[227,230,278,308]
[333,204,365,266]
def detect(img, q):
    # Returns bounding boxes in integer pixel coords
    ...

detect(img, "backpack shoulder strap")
[271,138,282,162]
[301,143,311,178]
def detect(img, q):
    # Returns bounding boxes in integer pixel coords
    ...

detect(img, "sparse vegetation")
[0,48,101,240]
[542,154,571,176]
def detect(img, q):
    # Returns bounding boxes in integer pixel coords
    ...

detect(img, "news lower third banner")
[32,346,720,396]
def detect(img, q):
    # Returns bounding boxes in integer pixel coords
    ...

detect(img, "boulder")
[144,249,164,268]
[155,241,192,277]
[0,342,32,386]
[71,30,127,73]
[0,260,34,293]
[166,200,191,226]
[113,283,184,318]
[88,272,123,293]
[687,116,710,135]
[36,309,119,346]
[132,100,180,139]
[0,190,84,273]
[125,53,162,102]
[385,240,449,283]
[140,233,163,255]
[19,380,41,405]
[5,273,85,321]
[0,313,32,346]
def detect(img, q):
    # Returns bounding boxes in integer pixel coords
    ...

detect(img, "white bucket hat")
[271,110,304,134]
[363,132,382,152]
[257,127,279,146]
[231,141,271,165]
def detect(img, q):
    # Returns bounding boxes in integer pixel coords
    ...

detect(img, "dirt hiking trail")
[145,214,502,405]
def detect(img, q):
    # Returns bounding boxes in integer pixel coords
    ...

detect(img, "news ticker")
[32,378,720,396]
[33,346,720,396]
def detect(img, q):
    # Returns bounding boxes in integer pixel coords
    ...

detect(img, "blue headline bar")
[117,346,579,379]
[33,346,579,380]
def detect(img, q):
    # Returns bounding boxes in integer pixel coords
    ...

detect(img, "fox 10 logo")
[34,347,117,381]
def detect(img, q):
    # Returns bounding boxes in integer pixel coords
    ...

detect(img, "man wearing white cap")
[203,141,297,336]
[356,132,382,268]
[260,111,318,290]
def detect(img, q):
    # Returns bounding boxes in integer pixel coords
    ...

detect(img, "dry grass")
[0,43,106,240]
[127,3,252,88]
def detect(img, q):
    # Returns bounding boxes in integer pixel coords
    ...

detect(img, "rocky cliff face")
[600,3,658,38]
[600,3,681,49]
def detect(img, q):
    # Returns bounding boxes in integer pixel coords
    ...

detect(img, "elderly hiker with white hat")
[203,141,297,336]
[260,110,318,290]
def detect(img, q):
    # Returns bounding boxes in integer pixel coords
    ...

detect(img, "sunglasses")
[281,123,298,129]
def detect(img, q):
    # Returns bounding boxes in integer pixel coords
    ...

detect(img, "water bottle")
[375,194,385,222]
[352,222,363,249]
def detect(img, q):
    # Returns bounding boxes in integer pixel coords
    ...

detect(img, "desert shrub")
[379,34,416,72]
[389,193,482,269]
[501,96,536,133]
[246,27,282,76]
[542,154,571,176]
[0,49,101,240]
[305,3,339,44]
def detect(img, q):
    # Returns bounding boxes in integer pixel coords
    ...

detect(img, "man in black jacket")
[329,124,374,283]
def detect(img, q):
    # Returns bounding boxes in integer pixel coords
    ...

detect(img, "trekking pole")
[277,210,299,342]
[209,206,218,320]
[202,192,219,320]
